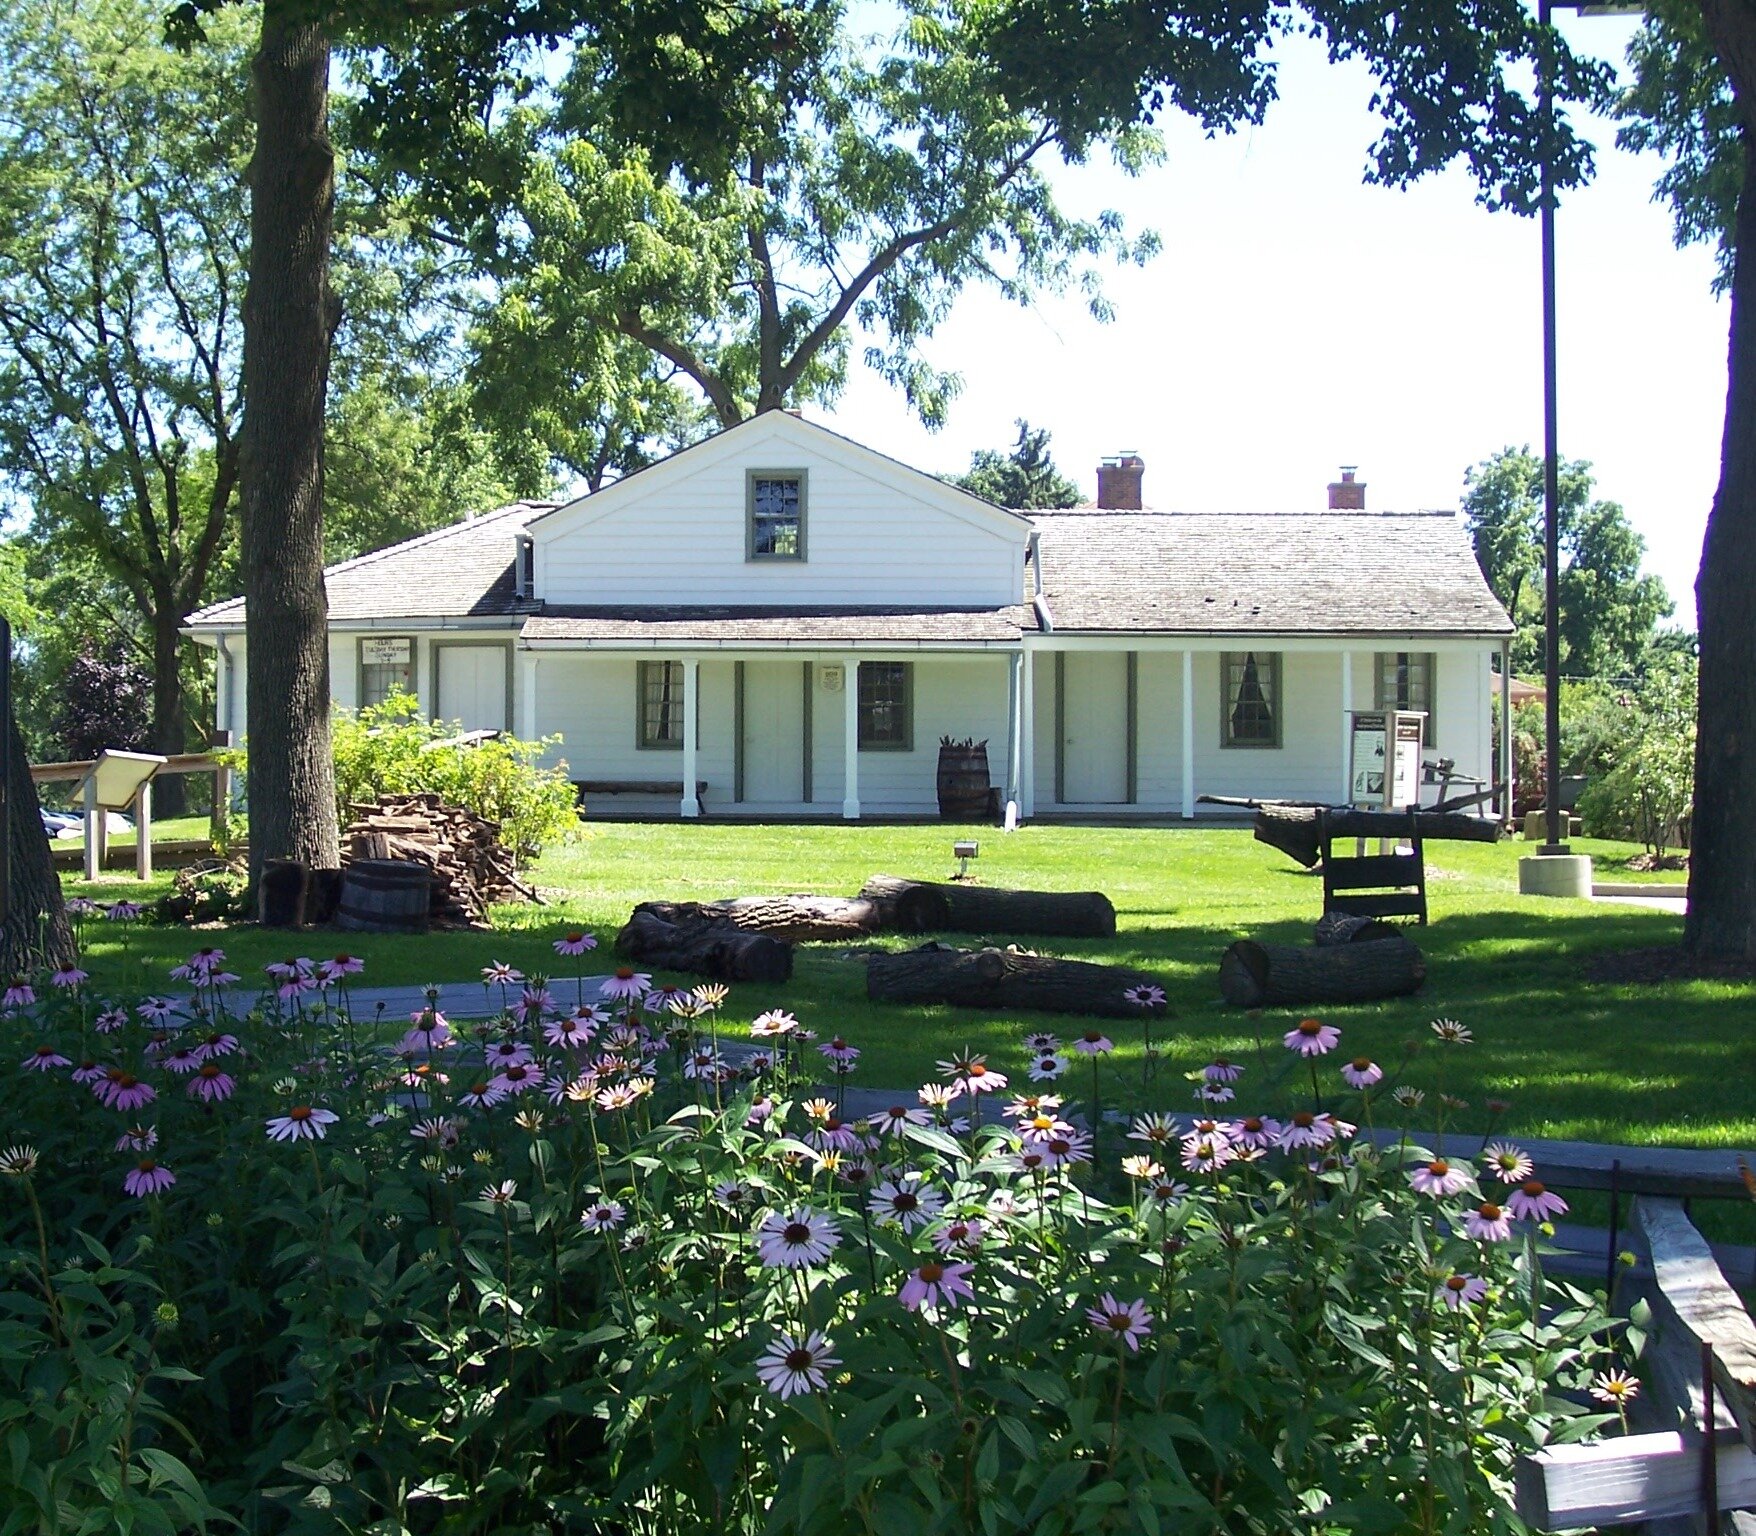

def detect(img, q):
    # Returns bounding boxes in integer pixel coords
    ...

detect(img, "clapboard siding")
[534,422,1025,609]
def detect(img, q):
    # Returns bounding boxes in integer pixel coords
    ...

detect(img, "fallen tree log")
[1252,805,1503,869]
[867,947,1163,1017]
[858,875,1117,937]
[1218,936,1425,1008]
[629,896,878,944]
[615,909,793,984]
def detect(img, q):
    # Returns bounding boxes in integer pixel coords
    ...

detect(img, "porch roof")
[521,605,1032,645]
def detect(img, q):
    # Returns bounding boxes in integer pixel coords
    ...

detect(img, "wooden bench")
[576,780,708,816]
[1318,807,1427,924]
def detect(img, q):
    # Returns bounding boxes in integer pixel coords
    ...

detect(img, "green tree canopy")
[1462,446,1672,679]
[952,420,1081,507]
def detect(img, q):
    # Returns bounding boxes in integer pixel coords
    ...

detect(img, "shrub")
[0,938,1629,1534]
[330,689,578,861]
[1576,661,1696,858]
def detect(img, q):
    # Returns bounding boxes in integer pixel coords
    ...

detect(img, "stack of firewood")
[341,792,533,925]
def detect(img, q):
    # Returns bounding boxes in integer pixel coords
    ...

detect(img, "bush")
[1576,661,1696,858]
[331,689,578,862]
[0,940,1630,1533]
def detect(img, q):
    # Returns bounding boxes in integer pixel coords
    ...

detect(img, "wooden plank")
[1326,892,1426,919]
[1635,1196,1756,1449]
[1514,1430,1756,1529]
[1322,854,1422,890]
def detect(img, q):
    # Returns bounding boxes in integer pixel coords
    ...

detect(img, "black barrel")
[335,859,432,933]
[936,738,991,820]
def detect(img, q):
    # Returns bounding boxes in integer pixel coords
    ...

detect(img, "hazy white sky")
[815,15,1724,629]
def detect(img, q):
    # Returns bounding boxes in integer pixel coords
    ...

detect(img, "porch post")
[842,659,861,820]
[516,651,540,740]
[680,658,700,818]
[1019,648,1036,818]
[1180,650,1195,819]
[1339,649,1354,804]
[1005,652,1023,819]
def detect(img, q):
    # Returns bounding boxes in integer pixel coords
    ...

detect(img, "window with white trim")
[638,660,686,749]
[360,637,414,709]
[857,662,912,751]
[1375,652,1436,743]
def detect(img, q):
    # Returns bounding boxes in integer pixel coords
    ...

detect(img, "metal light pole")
[1539,0,1566,853]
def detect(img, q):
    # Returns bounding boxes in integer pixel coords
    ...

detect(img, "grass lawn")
[59,821,1752,1154]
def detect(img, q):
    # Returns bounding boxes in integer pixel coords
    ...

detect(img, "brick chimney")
[1327,466,1365,510]
[1096,453,1145,510]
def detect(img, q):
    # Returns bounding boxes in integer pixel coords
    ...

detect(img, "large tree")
[0,0,254,811]
[1617,0,1756,960]
[1462,445,1672,678]
[952,420,1082,508]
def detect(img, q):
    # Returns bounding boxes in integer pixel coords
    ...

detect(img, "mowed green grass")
[60,822,1753,1151]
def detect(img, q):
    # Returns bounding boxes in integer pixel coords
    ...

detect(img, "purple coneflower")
[1463,1201,1511,1242]
[1340,1057,1383,1090]
[1203,1058,1243,1083]
[264,958,312,982]
[324,953,364,977]
[123,1159,176,1198]
[188,1064,235,1103]
[1086,1293,1153,1351]
[1033,1130,1093,1170]
[1181,1135,1234,1175]
[520,984,556,1018]
[1127,1112,1179,1147]
[819,1036,860,1066]
[933,1217,984,1254]
[1072,1031,1113,1056]
[4,979,36,1009]
[1028,1053,1067,1081]
[1278,1112,1335,1151]
[544,1014,596,1049]
[1022,1031,1059,1052]
[1284,1018,1340,1056]
[1481,1142,1534,1184]
[194,1032,238,1060]
[72,1059,107,1084]
[114,1125,157,1153]
[482,961,523,986]
[458,1081,504,1110]
[1430,1017,1474,1045]
[1506,1179,1569,1222]
[137,997,176,1023]
[480,1180,518,1205]
[483,1038,532,1069]
[1408,1158,1472,1198]
[750,1009,798,1038]
[745,1094,776,1128]
[899,1259,975,1311]
[1123,984,1167,1009]
[869,1176,944,1232]
[600,967,650,1002]
[937,1051,1008,1095]
[94,1008,128,1034]
[49,966,88,989]
[873,1104,929,1135]
[755,1330,838,1400]
[1437,1273,1488,1310]
[491,1063,541,1096]
[0,1145,40,1176]
[756,1206,839,1268]
[64,897,98,917]
[918,1082,960,1109]
[106,900,142,921]
[1017,1110,1074,1142]
[22,1044,70,1072]
[265,1105,338,1142]
[1194,1082,1235,1104]
[683,1048,724,1081]
[580,1199,626,1232]
[160,1047,203,1076]
[553,931,598,957]
[1149,1179,1191,1205]
[1232,1116,1281,1152]
[97,1073,157,1112]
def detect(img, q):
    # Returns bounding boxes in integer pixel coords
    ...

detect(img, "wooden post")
[1180,649,1195,819]
[680,658,700,819]
[134,779,153,881]
[82,775,100,881]
[842,660,860,820]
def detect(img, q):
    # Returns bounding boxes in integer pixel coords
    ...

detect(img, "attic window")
[747,471,806,560]
[515,535,535,598]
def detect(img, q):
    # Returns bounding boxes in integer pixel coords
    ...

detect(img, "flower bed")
[0,907,1637,1532]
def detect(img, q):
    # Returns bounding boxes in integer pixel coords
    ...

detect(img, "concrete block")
[1518,852,1593,899]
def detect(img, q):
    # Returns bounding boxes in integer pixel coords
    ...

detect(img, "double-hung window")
[638,660,686,749]
[747,471,806,560]
[360,637,414,709]
[1375,652,1436,743]
[1221,651,1281,748]
[857,662,912,751]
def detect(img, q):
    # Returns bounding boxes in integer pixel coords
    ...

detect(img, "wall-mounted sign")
[361,637,412,667]
[1349,710,1426,810]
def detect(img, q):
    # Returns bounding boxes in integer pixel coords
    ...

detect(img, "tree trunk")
[149,605,188,817]
[1313,912,1402,946]
[615,908,794,983]
[1686,122,1756,961]
[629,896,879,944]
[239,5,339,888]
[1252,805,1500,869]
[1217,937,1425,1009]
[858,875,1118,937]
[865,946,1165,1018]
[4,709,73,973]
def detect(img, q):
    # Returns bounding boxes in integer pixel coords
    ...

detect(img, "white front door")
[1061,652,1129,803]
[436,646,508,733]
[741,661,807,803]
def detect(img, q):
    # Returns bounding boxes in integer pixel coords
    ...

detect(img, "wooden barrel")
[936,739,991,820]
[335,859,432,933]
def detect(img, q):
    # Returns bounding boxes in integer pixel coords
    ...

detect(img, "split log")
[1313,912,1402,946]
[1252,804,1502,869]
[866,947,1164,1018]
[858,875,1117,937]
[630,896,878,944]
[1217,936,1425,1008]
[615,909,793,984]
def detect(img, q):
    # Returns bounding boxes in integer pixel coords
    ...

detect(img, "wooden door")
[1061,652,1129,803]
[436,646,508,732]
[740,661,806,803]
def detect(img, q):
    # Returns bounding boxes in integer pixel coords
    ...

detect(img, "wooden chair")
[1317,807,1427,925]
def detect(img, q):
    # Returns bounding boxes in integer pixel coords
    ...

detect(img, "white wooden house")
[186,411,1514,819]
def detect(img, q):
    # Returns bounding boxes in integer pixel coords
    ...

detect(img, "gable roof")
[184,500,556,629]
[528,409,1030,542]
[1028,508,1513,637]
